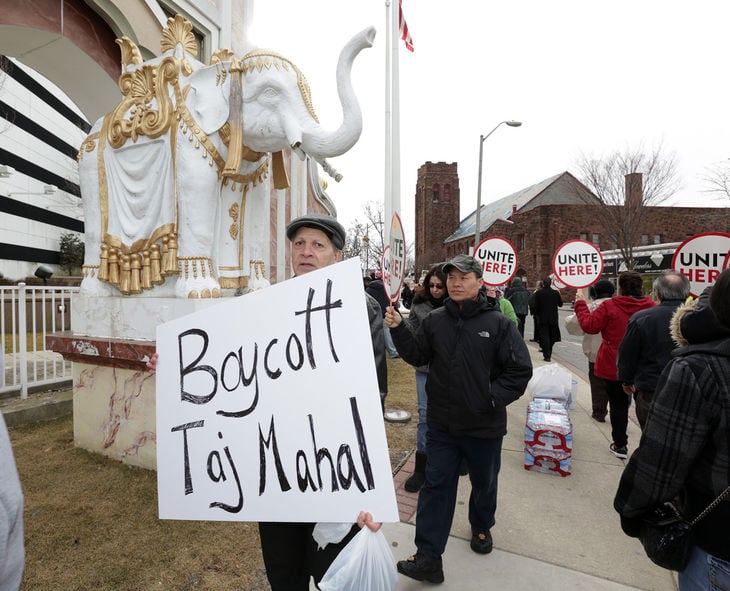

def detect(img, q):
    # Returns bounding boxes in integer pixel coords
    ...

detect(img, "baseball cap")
[285,213,346,250]
[442,254,482,276]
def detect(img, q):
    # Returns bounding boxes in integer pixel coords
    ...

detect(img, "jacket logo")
[478,330,491,338]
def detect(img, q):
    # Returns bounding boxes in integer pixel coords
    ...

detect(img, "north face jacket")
[391,291,533,438]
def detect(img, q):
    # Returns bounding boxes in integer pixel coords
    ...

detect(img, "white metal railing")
[1,283,79,398]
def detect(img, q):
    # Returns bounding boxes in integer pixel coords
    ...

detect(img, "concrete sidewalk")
[387,339,678,590]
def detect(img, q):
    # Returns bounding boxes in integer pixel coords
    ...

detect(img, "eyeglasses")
[429,283,444,289]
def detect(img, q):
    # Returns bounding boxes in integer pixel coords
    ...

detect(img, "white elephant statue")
[78,15,375,298]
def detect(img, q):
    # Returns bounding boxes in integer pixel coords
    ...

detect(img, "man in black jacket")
[385,254,533,584]
[617,270,690,429]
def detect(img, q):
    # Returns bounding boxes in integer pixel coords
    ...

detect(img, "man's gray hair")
[653,270,690,301]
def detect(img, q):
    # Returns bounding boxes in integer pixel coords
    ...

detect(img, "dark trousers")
[588,362,609,419]
[258,521,359,590]
[538,324,556,359]
[633,389,653,430]
[415,428,503,558]
[516,313,527,337]
[606,378,629,448]
[531,315,540,341]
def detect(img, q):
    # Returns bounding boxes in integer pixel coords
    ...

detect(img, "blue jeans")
[383,325,399,357]
[679,545,730,591]
[415,428,503,557]
[415,370,428,453]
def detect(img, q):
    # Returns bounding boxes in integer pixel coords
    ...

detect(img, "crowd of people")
[3,211,728,591]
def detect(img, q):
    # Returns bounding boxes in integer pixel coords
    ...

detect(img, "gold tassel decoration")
[141,250,152,289]
[108,249,120,286]
[150,244,163,285]
[98,244,110,281]
[130,254,142,294]
[161,235,171,275]
[119,254,131,294]
[166,233,178,274]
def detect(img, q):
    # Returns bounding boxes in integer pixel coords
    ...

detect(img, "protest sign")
[553,240,604,288]
[672,232,730,297]
[474,236,517,286]
[156,258,398,523]
[382,213,406,303]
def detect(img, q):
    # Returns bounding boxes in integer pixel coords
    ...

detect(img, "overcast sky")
[252,1,730,241]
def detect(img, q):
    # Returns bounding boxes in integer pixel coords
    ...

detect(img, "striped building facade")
[0,56,88,280]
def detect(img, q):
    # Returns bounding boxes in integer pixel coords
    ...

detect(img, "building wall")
[414,161,460,274]
[0,58,88,280]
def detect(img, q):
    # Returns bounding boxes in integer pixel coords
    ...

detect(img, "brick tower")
[414,161,461,275]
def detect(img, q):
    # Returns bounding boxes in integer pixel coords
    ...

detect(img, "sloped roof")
[444,171,595,243]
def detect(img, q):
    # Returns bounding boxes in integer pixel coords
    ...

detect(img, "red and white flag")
[399,0,414,52]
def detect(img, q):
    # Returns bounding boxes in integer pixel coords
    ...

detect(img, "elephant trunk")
[223,59,243,177]
[299,27,376,161]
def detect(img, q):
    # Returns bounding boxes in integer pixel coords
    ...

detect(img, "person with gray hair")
[617,270,691,429]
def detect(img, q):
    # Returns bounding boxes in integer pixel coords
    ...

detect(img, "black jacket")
[365,279,389,317]
[617,298,684,392]
[391,292,533,437]
[531,286,563,326]
[506,284,530,316]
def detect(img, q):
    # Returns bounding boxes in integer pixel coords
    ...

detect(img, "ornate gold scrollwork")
[116,37,143,67]
[108,57,180,148]
[161,15,198,55]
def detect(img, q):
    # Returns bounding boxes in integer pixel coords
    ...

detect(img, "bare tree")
[701,160,730,202]
[573,143,680,270]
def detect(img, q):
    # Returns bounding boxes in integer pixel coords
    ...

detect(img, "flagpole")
[384,0,393,250]
[391,0,401,226]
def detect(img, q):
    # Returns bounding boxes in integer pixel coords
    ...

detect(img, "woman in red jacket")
[574,272,655,459]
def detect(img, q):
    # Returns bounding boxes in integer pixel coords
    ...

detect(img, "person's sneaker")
[610,443,628,459]
[397,554,444,583]
[470,530,493,554]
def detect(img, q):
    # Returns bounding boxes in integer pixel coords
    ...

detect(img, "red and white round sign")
[671,232,730,297]
[474,236,517,286]
[382,213,407,304]
[552,240,604,289]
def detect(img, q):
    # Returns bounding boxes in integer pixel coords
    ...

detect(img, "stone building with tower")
[414,164,730,288]
[413,161,461,274]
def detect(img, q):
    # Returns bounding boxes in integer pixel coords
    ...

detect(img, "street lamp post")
[474,120,522,251]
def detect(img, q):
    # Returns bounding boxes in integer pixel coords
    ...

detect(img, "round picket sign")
[552,240,604,289]
[381,213,407,304]
[473,236,518,286]
[671,232,730,297]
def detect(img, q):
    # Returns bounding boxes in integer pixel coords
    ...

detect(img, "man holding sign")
[149,213,389,591]
[384,254,532,583]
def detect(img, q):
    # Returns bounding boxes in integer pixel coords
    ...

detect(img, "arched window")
[432,183,440,202]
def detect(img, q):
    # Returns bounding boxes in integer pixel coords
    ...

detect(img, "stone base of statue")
[46,292,223,470]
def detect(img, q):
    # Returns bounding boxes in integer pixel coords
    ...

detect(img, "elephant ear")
[185,64,229,134]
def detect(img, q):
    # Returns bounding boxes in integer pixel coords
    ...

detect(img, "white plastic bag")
[526,363,572,402]
[318,527,397,591]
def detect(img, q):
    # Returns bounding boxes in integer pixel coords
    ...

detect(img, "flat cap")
[286,213,346,250]
[442,254,483,276]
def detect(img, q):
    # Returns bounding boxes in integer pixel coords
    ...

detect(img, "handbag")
[640,486,730,571]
